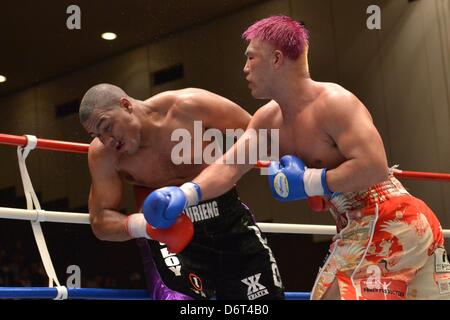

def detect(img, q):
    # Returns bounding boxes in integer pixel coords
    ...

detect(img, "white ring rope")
[1,206,449,238]
[257,222,337,235]
[0,207,90,224]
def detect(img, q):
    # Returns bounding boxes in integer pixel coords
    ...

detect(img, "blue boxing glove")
[143,182,202,229]
[268,155,333,202]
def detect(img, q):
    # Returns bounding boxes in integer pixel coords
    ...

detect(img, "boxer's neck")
[133,101,163,147]
[273,77,321,117]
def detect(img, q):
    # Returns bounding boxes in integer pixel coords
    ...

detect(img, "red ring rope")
[1,133,449,182]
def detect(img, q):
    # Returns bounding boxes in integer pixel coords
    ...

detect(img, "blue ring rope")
[0,287,310,300]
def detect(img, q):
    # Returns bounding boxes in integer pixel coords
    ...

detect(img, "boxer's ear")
[273,50,284,69]
[119,97,132,113]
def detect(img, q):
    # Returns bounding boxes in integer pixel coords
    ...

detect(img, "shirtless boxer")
[79,84,284,300]
[144,16,450,300]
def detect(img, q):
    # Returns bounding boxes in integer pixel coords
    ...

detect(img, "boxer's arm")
[191,101,277,201]
[87,139,131,241]
[89,146,192,251]
[192,130,257,200]
[323,93,388,192]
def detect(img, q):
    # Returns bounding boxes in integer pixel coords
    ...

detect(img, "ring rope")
[1,133,450,181]
[1,206,450,238]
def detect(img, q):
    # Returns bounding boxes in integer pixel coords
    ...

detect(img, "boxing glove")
[143,183,202,229]
[307,196,330,212]
[268,155,332,201]
[125,213,193,253]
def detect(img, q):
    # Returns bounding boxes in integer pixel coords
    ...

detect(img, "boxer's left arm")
[171,88,255,200]
[144,128,258,228]
[191,101,278,201]
[322,92,389,192]
[143,89,253,233]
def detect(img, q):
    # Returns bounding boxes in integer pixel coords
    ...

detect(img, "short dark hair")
[79,83,127,123]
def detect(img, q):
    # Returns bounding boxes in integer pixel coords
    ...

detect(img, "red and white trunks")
[311,175,450,300]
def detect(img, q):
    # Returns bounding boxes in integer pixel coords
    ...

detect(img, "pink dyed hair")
[242,15,309,60]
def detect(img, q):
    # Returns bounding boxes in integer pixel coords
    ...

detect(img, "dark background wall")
[0,0,449,293]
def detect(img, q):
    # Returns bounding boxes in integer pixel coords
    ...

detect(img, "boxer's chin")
[250,86,271,99]
[250,88,269,100]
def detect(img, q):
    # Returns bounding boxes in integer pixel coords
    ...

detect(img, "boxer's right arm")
[88,140,135,241]
[89,141,193,252]
[192,101,278,201]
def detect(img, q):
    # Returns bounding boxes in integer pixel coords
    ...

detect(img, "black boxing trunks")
[146,187,285,300]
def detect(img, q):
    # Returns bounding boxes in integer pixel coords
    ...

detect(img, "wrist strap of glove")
[125,214,151,239]
[303,168,333,196]
[180,182,202,207]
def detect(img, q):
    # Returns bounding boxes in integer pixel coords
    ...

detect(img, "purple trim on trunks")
[136,238,193,300]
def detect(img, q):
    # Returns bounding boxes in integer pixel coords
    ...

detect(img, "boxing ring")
[0,133,449,300]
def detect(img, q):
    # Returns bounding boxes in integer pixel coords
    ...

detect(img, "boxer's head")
[79,83,142,155]
[242,16,309,99]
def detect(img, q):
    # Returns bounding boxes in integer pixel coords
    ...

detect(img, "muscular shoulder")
[250,100,281,129]
[163,88,250,130]
[159,88,212,106]
[150,88,211,117]
[320,83,358,106]
[316,83,374,135]
[172,88,223,112]
[318,83,372,121]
